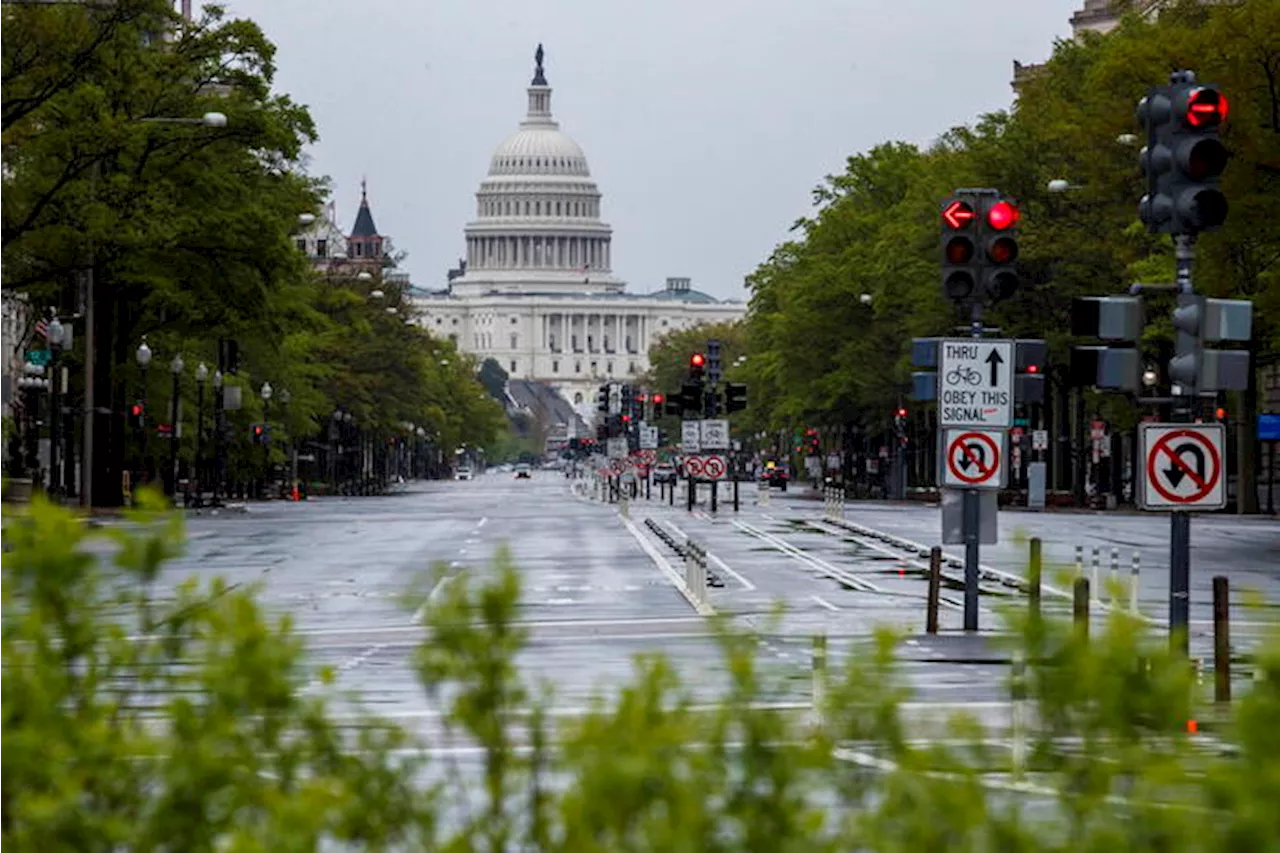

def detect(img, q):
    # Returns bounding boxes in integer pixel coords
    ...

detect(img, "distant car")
[652,463,677,485]
[454,467,474,481]
[760,462,789,491]
[514,463,532,479]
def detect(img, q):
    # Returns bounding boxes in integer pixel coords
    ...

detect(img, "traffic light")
[251,423,266,443]
[724,383,748,413]
[129,400,145,429]
[707,339,723,385]
[650,392,665,420]
[893,408,908,445]
[980,197,1020,302]
[679,381,703,415]
[595,384,609,413]
[689,352,706,381]
[1138,73,1229,234]
[1014,339,1046,404]
[940,195,979,301]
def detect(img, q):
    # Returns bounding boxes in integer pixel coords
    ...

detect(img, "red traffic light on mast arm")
[985,200,1020,230]
[1182,87,1227,128]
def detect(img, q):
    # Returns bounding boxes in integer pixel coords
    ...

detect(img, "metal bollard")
[1075,544,1084,580]
[1129,552,1141,615]
[1214,575,1230,703]
[1028,537,1042,624]
[926,546,942,634]
[1073,577,1090,640]
[1091,547,1101,604]
[812,634,828,728]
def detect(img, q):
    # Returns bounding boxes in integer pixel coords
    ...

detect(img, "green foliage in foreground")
[5,496,1280,850]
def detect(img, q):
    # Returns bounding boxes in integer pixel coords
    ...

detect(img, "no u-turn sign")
[1138,423,1226,511]
[941,428,1006,490]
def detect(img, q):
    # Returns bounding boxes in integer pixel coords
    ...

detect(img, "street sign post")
[700,419,729,449]
[942,428,1006,490]
[1138,423,1226,511]
[939,338,1014,427]
[681,421,701,454]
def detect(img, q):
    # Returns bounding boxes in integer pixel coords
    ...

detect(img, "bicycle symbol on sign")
[946,365,983,386]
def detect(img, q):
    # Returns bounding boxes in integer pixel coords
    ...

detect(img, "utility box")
[1027,461,1047,510]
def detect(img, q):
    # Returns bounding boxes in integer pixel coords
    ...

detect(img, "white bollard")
[1130,552,1141,615]
[1109,548,1119,604]
[1011,649,1027,778]
[1091,547,1101,604]
[812,634,827,728]
[1075,544,1084,580]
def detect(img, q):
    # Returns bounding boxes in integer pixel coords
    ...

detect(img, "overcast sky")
[221,0,1082,301]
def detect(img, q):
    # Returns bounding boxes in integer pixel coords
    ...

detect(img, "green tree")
[7,499,1280,849]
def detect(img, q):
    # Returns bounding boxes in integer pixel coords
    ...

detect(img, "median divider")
[624,516,715,616]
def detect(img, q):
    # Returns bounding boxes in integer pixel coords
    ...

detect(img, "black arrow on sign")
[1164,442,1206,488]
[985,348,1004,387]
[958,442,986,472]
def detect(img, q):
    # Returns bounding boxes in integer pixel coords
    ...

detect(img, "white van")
[454,466,474,481]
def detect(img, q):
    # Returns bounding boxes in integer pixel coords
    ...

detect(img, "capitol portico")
[411,46,744,419]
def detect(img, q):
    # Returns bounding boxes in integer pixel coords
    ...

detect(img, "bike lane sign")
[938,338,1014,428]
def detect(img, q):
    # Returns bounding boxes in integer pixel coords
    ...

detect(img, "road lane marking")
[811,595,840,612]
[413,574,458,624]
[476,517,487,528]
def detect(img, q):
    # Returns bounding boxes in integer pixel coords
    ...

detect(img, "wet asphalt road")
[160,471,1279,742]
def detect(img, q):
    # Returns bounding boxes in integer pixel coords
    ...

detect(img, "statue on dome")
[532,43,547,85]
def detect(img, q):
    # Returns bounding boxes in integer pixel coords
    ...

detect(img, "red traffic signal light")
[253,425,264,436]
[652,393,665,405]
[945,236,974,264]
[690,353,705,368]
[895,407,908,419]
[1184,87,1227,128]
[987,235,1018,264]
[985,200,1019,230]
[130,403,143,417]
[621,414,631,423]
[1215,407,1227,421]
[941,199,975,230]
[1026,364,1039,374]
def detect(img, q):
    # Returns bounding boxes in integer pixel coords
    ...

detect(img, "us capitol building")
[410,46,744,418]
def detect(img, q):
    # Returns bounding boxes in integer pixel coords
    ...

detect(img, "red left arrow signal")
[942,199,975,229]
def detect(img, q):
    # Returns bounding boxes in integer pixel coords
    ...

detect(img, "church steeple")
[348,178,383,262]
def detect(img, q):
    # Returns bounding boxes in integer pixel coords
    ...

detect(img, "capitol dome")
[451,45,622,297]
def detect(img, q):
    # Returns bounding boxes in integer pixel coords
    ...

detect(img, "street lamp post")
[47,315,65,498]
[168,353,184,498]
[194,362,208,505]
[212,370,225,505]
[279,388,295,494]
[260,381,273,498]
[136,337,152,487]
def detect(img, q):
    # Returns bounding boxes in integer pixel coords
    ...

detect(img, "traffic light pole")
[1169,233,1198,656]
[963,302,983,632]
